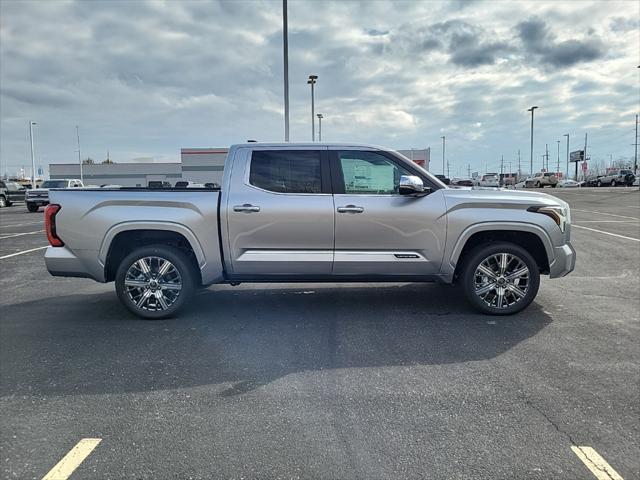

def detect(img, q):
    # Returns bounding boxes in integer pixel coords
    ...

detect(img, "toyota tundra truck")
[43,143,575,319]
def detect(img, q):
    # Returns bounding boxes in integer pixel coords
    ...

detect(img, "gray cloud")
[517,18,606,67]
[0,0,636,177]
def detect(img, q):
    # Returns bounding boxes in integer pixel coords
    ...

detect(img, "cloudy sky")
[1,0,638,178]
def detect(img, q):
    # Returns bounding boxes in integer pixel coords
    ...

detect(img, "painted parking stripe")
[572,209,639,220]
[0,230,44,239]
[42,438,101,480]
[573,220,639,223]
[0,246,48,259]
[571,224,640,242]
[571,446,623,480]
[572,225,640,242]
[0,221,44,229]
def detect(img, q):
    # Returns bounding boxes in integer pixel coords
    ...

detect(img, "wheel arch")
[450,223,553,280]
[102,223,204,284]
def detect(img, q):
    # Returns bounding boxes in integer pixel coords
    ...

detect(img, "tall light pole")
[440,136,446,175]
[563,134,569,179]
[528,106,538,176]
[76,125,83,184]
[634,114,638,175]
[556,140,560,174]
[317,113,323,141]
[282,0,290,142]
[307,75,318,141]
[29,121,36,187]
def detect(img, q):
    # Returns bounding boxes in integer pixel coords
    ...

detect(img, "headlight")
[528,205,569,233]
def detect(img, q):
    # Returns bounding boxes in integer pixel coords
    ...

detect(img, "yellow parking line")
[42,438,101,480]
[571,446,623,480]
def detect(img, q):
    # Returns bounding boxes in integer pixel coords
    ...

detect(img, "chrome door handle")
[337,205,364,213]
[233,204,260,213]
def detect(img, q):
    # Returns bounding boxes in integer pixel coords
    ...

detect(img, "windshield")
[40,180,67,188]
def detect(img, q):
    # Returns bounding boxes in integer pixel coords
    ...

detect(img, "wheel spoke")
[506,283,526,299]
[136,289,152,308]
[476,283,495,296]
[155,291,169,310]
[136,259,151,275]
[125,279,148,288]
[157,259,172,277]
[499,253,508,275]
[506,266,529,281]
[159,282,182,291]
[496,288,505,308]
[477,264,497,279]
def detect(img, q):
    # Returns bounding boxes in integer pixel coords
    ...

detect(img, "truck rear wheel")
[26,202,39,212]
[115,245,197,319]
[459,242,540,315]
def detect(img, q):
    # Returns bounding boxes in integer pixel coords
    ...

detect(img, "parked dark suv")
[0,181,27,207]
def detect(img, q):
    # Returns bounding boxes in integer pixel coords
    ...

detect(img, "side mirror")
[399,175,429,196]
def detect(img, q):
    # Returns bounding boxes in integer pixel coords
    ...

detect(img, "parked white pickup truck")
[44,143,575,319]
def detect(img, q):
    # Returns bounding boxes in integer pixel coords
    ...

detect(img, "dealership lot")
[1,188,638,479]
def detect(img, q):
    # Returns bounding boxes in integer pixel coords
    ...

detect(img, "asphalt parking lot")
[1,188,638,479]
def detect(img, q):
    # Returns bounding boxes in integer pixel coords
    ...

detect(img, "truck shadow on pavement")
[0,283,551,397]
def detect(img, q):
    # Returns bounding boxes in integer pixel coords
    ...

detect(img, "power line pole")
[582,132,588,181]
[634,114,638,175]
[440,136,446,175]
[76,125,83,184]
[517,149,521,176]
[467,164,471,178]
[527,106,538,179]
[544,143,549,171]
[563,134,569,179]
[282,0,290,141]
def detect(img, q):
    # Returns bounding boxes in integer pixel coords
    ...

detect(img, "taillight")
[44,204,64,247]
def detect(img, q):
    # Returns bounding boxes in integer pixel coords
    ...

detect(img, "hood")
[441,187,568,209]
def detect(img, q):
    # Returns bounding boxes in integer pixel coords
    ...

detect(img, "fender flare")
[98,221,207,268]
[448,221,554,269]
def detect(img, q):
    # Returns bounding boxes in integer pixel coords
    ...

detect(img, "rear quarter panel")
[49,189,223,283]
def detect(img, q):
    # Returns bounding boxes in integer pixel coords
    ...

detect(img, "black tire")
[26,202,39,212]
[115,244,197,319]
[459,242,540,315]
[551,183,557,188]
[535,182,540,188]
[611,180,616,187]
[597,180,602,187]
[0,196,6,208]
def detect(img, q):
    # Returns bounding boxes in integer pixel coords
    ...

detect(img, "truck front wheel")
[26,202,39,212]
[459,242,540,315]
[115,245,197,319]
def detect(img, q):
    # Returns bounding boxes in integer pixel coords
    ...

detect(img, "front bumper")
[549,242,576,278]
[26,197,49,205]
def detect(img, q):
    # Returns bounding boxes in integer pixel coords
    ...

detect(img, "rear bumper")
[549,242,576,278]
[45,246,105,281]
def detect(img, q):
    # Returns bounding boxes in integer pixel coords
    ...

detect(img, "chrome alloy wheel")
[124,256,182,311]
[473,253,530,309]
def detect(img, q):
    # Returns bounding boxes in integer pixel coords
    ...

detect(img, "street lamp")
[307,75,318,141]
[29,121,36,188]
[317,113,323,142]
[282,0,289,141]
[527,106,538,176]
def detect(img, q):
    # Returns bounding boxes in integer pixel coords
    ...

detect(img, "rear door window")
[249,150,322,194]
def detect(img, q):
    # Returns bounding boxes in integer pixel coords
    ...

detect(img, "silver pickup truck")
[44,143,575,319]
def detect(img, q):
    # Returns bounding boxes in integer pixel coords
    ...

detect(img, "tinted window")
[250,150,322,194]
[40,181,67,188]
[338,151,411,194]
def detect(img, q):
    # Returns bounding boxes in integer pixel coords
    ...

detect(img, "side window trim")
[245,149,331,195]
